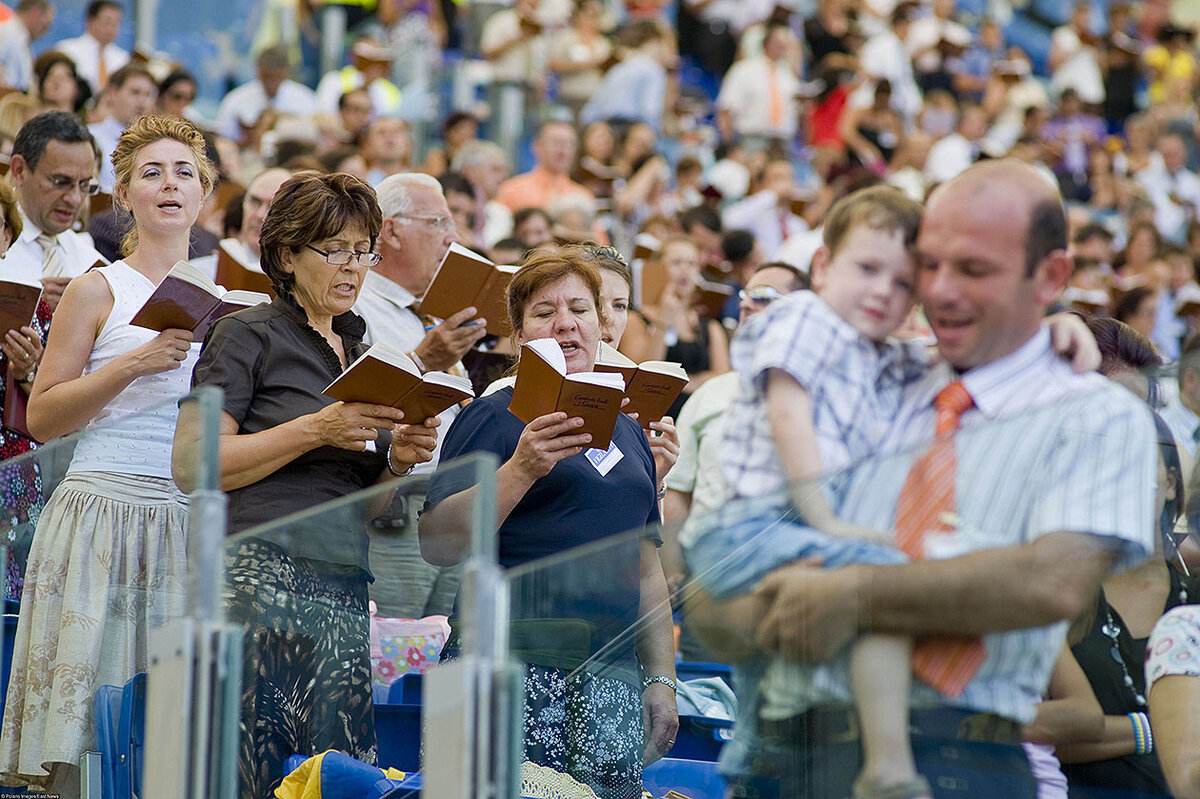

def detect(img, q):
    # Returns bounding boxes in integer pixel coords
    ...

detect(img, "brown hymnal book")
[633,233,661,262]
[637,257,668,307]
[0,280,41,336]
[419,242,519,337]
[508,338,626,450]
[324,342,474,421]
[89,191,114,216]
[594,343,689,427]
[215,240,273,295]
[693,280,734,319]
[130,260,269,341]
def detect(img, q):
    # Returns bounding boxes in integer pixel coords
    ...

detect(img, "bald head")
[241,167,292,257]
[930,159,1066,277]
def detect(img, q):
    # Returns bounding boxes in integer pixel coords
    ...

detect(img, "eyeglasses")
[394,213,455,232]
[42,172,100,196]
[739,286,784,305]
[305,244,382,268]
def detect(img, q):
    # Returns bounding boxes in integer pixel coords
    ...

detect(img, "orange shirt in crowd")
[495,165,595,212]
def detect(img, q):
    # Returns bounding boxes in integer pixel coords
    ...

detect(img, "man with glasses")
[193,167,292,280]
[6,111,105,312]
[353,173,487,619]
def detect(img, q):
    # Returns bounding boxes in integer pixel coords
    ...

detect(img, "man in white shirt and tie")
[6,111,105,312]
[715,22,801,146]
[353,172,489,618]
[53,0,130,95]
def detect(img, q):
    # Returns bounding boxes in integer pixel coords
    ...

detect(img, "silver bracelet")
[641,674,677,694]
[387,447,416,478]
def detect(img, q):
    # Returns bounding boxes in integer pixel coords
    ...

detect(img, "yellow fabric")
[273,750,330,799]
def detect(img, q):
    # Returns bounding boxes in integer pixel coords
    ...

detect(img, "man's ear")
[1034,250,1071,306]
[9,154,28,189]
[809,246,830,292]
[380,217,403,251]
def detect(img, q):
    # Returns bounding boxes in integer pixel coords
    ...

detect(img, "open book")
[508,338,626,450]
[324,342,474,421]
[130,260,270,341]
[215,239,273,294]
[0,280,42,336]
[419,242,518,337]
[594,343,688,427]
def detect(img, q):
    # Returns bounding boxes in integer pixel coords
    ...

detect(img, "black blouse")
[192,292,389,569]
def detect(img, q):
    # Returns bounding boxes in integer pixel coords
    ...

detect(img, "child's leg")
[850,633,926,793]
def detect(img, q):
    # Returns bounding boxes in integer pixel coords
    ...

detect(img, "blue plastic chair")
[674,661,733,689]
[669,714,733,762]
[92,684,123,799]
[116,673,146,799]
[385,673,423,706]
[374,703,422,772]
[642,757,726,799]
[1,599,19,723]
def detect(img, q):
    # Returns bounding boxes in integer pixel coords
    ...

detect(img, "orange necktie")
[97,49,108,89]
[767,60,783,129]
[894,379,986,698]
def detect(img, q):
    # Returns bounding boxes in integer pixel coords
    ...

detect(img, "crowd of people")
[0,0,1196,797]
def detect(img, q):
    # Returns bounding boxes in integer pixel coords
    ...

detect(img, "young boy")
[718,185,931,799]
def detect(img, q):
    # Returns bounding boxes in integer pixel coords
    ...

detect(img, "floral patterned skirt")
[0,471,188,789]
[223,538,376,799]
[523,664,643,799]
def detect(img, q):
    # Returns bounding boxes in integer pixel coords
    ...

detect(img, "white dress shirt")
[721,190,808,260]
[215,79,316,141]
[1136,162,1200,244]
[715,55,801,140]
[0,17,32,90]
[88,116,125,193]
[4,207,105,287]
[54,33,130,92]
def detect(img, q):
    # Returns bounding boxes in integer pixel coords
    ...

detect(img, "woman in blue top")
[420,247,678,799]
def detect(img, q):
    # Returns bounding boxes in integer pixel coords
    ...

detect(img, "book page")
[635,360,689,380]
[167,260,221,294]
[565,371,626,390]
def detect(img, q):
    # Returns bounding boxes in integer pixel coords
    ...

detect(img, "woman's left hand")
[388,416,441,472]
[647,416,679,484]
[641,682,679,766]
[1045,312,1101,373]
[2,326,43,383]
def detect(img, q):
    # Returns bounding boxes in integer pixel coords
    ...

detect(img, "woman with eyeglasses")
[0,115,210,795]
[174,170,439,798]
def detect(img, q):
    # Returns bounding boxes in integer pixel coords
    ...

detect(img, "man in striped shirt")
[690,160,1158,798]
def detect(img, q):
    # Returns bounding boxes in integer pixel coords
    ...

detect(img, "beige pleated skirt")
[0,471,189,789]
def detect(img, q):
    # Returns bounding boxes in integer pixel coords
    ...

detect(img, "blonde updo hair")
[112,114,215,256]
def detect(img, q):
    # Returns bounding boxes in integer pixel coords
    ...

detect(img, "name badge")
[584,441,624,476]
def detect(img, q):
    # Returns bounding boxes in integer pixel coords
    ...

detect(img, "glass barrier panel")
[0,387,219,794]
[491,361,1180,799]
[218,451,496,798]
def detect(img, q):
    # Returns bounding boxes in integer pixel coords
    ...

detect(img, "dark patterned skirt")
[223,538,376,799]
[523,665,644,799]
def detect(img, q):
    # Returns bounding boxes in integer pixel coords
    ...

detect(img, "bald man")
[688,161,1159,798]
[194,167,291,280]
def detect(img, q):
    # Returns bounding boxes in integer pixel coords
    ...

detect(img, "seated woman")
[0,180,42,600]
[173,171,439,798]
[0,114,211,795]
[619,237,729,419]
[419,247,678,799]
[1058,316,1200,798]
[1146,604,1200,797]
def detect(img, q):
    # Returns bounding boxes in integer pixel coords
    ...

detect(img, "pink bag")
[368,600,451,690]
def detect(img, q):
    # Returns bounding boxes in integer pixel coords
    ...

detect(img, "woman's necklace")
[1100,575,1190,709]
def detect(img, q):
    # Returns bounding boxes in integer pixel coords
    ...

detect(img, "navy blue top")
[426,386,661,568]
[426,386,660,677]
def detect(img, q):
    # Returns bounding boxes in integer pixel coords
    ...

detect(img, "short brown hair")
[506,245,606,338]
[112,114,215,255]
[822,185,922,257]
[259,170,382,294]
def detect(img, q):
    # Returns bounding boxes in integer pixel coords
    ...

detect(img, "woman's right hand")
[1,326,43,382]
[123,328,193,377]
[510,411,593,481]
[312,401,406,451]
